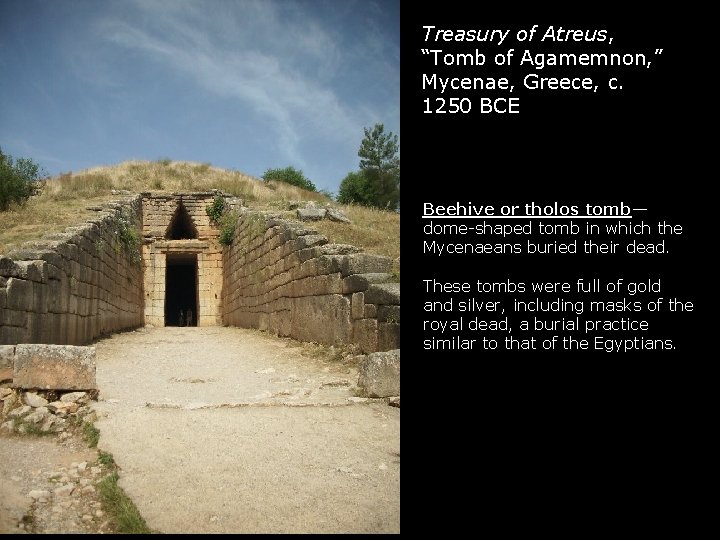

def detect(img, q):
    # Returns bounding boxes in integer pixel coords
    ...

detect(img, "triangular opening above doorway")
[165,201,198,239]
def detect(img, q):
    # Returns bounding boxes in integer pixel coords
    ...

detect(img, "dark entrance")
[165,253,198,326]
[166,202,198,240]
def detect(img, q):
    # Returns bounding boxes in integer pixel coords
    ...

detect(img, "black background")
[401,6,710,530]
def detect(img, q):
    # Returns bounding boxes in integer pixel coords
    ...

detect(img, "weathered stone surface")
[6,277,33,311]
[13,345,97,390]
[60,391,88,403]
[297,208,327,221]
[339,254,392,277]
[291,295,351,344]
[364,283,400,305]
[388,397,400,408]
[378,322,400,352]
[326,208,351,223]
[377,305,400,323]
[351,292,365,320]
[0,388,11,398]
[24,391,49,407]
[8,405,32,418]
[41,416,58,432]
[221,206,399,353]
[295,234,328,249]
[353,319,378,354]
[1,391,18,414]
[357,349,400,398]
[15,260,46,283]
[54,484,75,497]
[47,400,79,415]
[341,273,393,294]
[25,407,50,424]
[0,256,21,278]
[0,345,14,369]
[318,244,362,255]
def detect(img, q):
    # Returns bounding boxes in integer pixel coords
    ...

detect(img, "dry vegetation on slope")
[0,160,399,266]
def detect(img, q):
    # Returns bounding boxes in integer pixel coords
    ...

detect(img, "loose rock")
[297,207,327,221]
[9,405,32,418]
[29,489,51,500]
[357,350,400,398]
[1,392,19,417]
[326,208,351,223]
[54,484,74,497]
[47,401,79,415]
[24,392,49,408]
[60,392,88,404]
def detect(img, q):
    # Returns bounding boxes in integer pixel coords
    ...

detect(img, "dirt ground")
[1,326,399,533]
[0,431,110,534]
[90,326,399,533]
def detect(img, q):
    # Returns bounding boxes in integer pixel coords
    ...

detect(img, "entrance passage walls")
[0,196,145,345]
[2,191,400,353]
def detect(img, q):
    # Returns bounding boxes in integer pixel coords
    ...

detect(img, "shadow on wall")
[221,211,400,353]
[0,196,145,345]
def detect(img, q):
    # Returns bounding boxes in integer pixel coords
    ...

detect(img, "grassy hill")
[0,160,399,270]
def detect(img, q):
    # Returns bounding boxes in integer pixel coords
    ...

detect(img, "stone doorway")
[164,253,199,327]
[142,193,226,327]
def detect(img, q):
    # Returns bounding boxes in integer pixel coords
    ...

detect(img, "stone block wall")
[141,192,234,326]
[0,196,144,345]
[222,211,400,353]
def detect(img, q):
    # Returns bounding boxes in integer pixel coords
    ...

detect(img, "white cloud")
[85,0,389,168]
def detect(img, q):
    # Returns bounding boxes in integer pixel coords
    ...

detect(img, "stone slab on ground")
[13,345,97,390]
[357,350,400,398]
[296,208,327,221]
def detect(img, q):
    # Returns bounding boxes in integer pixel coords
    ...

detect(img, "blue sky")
[0,0,399,193]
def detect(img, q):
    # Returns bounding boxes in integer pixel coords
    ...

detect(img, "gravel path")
[0,433,110,533]
[92,326,400,533]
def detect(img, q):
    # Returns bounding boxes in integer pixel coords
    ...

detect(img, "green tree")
[262,166,316,192]
[0,148,46,211]
[358,123,400,175]
[337,170,374,206]
[338,123,400,210]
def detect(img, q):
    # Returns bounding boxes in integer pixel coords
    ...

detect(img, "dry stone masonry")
[2,191,400,355]
[0,387,95,435]
[222,211,400,352]
[141,192,238,327]
[0,196,144,345]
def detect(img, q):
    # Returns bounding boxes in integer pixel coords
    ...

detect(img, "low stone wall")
[0,196,144,345]
[222,211,400,352]
[0,344,96,390]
